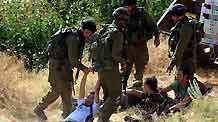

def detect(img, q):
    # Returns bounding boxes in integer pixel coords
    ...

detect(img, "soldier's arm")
[170,24,193,67]
[161,86,172,93]
[65,35,87,70]
[79,73,89,99]
[111,31,124,63]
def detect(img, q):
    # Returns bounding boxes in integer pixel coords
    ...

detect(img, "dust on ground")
[0,36,218,122]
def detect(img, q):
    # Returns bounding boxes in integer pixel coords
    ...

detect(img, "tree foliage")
[0,0,172,71]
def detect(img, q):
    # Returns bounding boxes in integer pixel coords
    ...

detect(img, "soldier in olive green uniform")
[122,0,160,85]
[33,18,97,121]
[96,7,129,122]
[167,4,197,78]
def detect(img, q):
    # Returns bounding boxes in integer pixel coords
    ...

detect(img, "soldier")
[96,7,129,122]
[33,18,97,121]
[122,0,160,89]
[166,4,198,78]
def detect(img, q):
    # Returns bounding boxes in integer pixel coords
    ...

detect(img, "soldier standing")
[166,4,198,78]
[96,7,129,122]
[121,0,160,88]
[33,18,97,121]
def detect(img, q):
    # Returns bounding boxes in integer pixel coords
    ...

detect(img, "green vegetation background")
[0,0,172,71]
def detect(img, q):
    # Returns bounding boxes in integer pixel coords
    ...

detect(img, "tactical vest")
[89,24,125,71]
[127,7,153,44]
[89,25,114,71]
[168,18,204,58]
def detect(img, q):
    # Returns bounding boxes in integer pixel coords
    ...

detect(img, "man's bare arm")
[79,73,89,99]
[95,80,101,103]
[126,89,144,98]
[161,86,172,93]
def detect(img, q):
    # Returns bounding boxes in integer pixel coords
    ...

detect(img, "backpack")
[89,24,113,71]
[47,28,75,60]
[168,19,204,58]
[90,24,127,71]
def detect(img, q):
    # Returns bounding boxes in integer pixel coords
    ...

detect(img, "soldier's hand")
[154,38,160,47]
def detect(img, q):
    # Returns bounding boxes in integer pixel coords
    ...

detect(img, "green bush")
[0,0,64,71]
[0,0,172,71]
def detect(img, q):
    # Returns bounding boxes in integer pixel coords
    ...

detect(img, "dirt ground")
[0,36,218,122]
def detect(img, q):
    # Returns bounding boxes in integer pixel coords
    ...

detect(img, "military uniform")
[37,30,86,118]
[169,17,197,77]
[97,22,125,122]
[124,7,159,81]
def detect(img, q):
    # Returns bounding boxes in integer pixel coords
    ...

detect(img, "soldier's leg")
[99,72,109,101]
[182,58,196,79]
[60,81,73,118]
[34,81,60,120]
[121,61,133,90]
[100,96,121,121]
[98,69,122,121]
[102,84,109,102]
[37,81,60,110]
[134,46,149,81]
[121,46,135,89]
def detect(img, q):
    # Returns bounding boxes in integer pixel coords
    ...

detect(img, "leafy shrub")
[1,0,64,71]
[0,0,172,71]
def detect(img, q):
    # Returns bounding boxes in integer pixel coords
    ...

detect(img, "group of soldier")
[33,0,208,122]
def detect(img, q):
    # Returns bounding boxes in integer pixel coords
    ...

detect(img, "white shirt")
[64,99,99,122]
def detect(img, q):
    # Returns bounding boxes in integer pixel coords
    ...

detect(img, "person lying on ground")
[161,64,207,112]
[63,72,101,122]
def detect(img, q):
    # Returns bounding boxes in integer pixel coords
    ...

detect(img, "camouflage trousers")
[123,44,149,82]
[36,60,74,118]
[97,67,122,122]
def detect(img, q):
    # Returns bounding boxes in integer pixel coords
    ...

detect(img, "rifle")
[72,45,83,94]
[121,29,129,93]
[74,68,80,84]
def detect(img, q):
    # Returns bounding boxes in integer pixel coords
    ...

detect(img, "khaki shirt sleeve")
[65,34,86,70]
[144,11,160,36]
[111,31,124,62]
[171,24,193,67]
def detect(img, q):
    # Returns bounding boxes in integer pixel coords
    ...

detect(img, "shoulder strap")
[90,104,93,115]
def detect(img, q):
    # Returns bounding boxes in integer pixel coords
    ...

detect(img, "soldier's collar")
[112,21,124,31]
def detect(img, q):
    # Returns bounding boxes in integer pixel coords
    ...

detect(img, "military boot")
[33,106,48,122]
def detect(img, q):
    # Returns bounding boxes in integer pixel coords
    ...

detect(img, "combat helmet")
[169,4,187,16]
[80,18,97,33]
[112,7,129,20]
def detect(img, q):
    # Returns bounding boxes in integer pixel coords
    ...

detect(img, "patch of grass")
[160,97,218,122]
